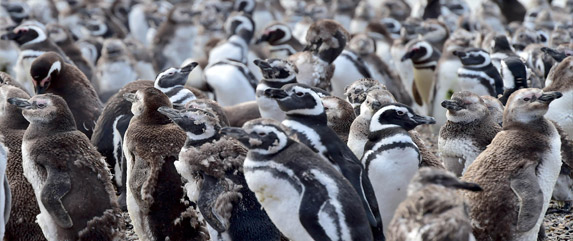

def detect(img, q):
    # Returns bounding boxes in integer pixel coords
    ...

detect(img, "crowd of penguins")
[0,0,571,240]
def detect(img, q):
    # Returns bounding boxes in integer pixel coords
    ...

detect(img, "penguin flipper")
[3,175,10,225]
[510,163,544,232]
[198,174,229,232]
[40,166,73,228]
[299,185,332,241]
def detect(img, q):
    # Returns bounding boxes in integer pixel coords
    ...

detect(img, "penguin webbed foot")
[546,201,572,214]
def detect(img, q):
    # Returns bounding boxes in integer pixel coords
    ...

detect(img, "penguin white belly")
[391,47,414,98]
[247,51,263,82]
[243,159,313,241]
[553,173,573,201]
[349,19,367,34]
[128,5,150,47]
[134,62,156,81]
[292,22,309,45]
[208,42,245,65]
[256,94,285,121]
[347,132,367,159]
[162,26,196,67]
[413,68,435,106]
[0,41,19,77]
[16,50,44,94]
[545,90,573,137]
[204,64,255,107]
[376,41,394,68]
[122,141,148,241]
[97,61,138,94]
[206,225,232,241]
[458,76,492,96]
[331,52,365,98]
[438,138,480,176]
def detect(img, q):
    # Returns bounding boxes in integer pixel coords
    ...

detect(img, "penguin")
[1,1,29,24]
[362,102,436,233]
[122,87,208,240]
[208,12,255,65]
[454,48,504,97]
[321,96,355,143]
[490,35,517,72]
[9,93,124,240]
[387,167,482,241]
[330,48,372,98]
[203,58,257,106]
[253,58,297,121]
[256,22,304,59]
[30,52,102,138]
[0,84,44,241]
[480,95,505,126]
[0,20,69,94]
[154,62,198,108]
[221,118,374,241]
[123,36,157,81]
[401,40,441,114]
[96,38,139,102]
[76,38,103,67]
[499,56,529,105]
[349,1,375,34]
[187,98,231,128]
[439,91,502,177]
[344,78,387,116]
[264,83,385,240]
[544,56,573,139]
[462,88,564,241]
[158,106,282,241]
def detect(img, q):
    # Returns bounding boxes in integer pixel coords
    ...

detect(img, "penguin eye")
[257,132,266,136]
[397,111,405,115]
[37,103,46,109]
[296,92,304,97]
[523,97,530,101]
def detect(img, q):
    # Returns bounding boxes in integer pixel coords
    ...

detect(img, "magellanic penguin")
[454,48,504,97]
[203,58,257,107]
[438,91,502,177]
[158,107,282,241]
[9,93,124,240]
[264,83,385,240]
[544,56,573,139]
[499,56,529,105]
[256,22,304,59]
[0,84,41,241]
[330,48,372,98]
[253,58,297,121]
[154,62,198,108]
[30,52,102,138]
[480,95,504,126]
[462,88,566,241]
[362,102,436,234]
[123,87,208,241]
[401,40,441,115]
[208,12,255,65]
[387,167,482,241]
[288,19,349,91]
[322,96,356,143]
[344,78,387,116]
[221,118,374,241]
[96,38,139,102]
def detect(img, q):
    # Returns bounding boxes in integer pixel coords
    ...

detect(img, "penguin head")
[225,12,255,41]
[30,52,65,95]
[186,99,230,127]
[168,3,197,24]
[379,0,411,21]
[158,106,220,142]
[256,23,292,45]
[0,84,30,127]
[545,56,573,91]
[453,48,491,67]
[441,91,489,123]
[155,62,199,89]
[370,103,435,132]
[550,29,571,47]
[124,87,172,124]
[511,27,538,51]
[46,24,70,44]
[1,20,46,45]
[233,0,255,15]
[360,88,396,117]
[221,118,290,155]
[253,59,297,82]
[344,78,386,115]
[491,35,514,53]
[305,19,349,64]
[101,38,130,60]
[321,96,355,130]
[480,95,504,126]
[79,15,111,38]
[8,93,75,129]
[264,83,327,116]
[408,167,482,195]
[1,1,30,24]
[401,40,433,62]
[504,88,562,125]
[349,33,376,56]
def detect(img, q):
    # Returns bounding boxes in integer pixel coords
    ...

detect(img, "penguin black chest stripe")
[363,129,420,173]
[458,68,498,95]
[282,119,329,160]
[340,51,372,78]
[244,164,303,193]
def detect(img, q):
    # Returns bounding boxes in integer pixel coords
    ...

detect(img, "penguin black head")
[491,35,514,53]
[8,93,75,129]
[305,19,350,64]
[256,23,292,45]
[453,48,491,67]
[155,62,199,90]
[370,103,435,132]
[234,0,255,15]
[408,167,482,194]
[221,118,291,155]
[253,59,297,82]
[225,12,255,42]
[79,15,112,38]
[264,83,328,116]
[504,88,562,125]
[441,91,489,123]
[124,87,172,124]
[401,41,433,62]
[541,47,568,62]
[158,106,220,142]
[0,21,46,45]
[30,52,65,95]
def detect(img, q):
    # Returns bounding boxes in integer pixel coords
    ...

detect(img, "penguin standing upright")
[256,22,303,59]
[158,107,282,241]
[362,102,436,234]
[330,48,372,98]
[454,48,504,97]
[96,38,139,102]
[254,58,297,121]
[499,56,529,104]
[123,87,208,240]
[9,94,124,240]
[401,40,441,114]
[462,88,565,241]
[154,62,198,107]
[30,52,102,138]
[221,119,374,241]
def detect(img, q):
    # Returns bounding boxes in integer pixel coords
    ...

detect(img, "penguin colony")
[0,0,571,241]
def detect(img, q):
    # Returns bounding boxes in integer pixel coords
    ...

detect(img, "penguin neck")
[184,132,220,148]
[247,139,295,161]
[369,124,409,140]
[503,117,552,134]
[285,112,327,126]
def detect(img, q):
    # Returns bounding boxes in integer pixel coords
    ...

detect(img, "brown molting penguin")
[9,93,124,240]
[321,96,355,143]
[0,84,45,241]
[123,87,208,241]
[30,51,102,139]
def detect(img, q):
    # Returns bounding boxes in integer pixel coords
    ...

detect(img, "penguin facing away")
[9,93,124,240]
[221,118,374,241]
[454,48,504,97]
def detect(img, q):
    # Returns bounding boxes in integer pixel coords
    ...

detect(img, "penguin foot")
[546,201,572,214]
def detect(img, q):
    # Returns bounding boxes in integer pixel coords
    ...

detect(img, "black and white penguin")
[9,93,124,240]
[490,35,517,72]
[387,167,482,241]
[439,91,502,176]
[499,56,529,105]
[208,12,255,65]
[123,87,208,240]
[264,83,385,240]
[330,48,372,98]
[462,88,565,241]
[158,106,282,241]
[256,22,304,59]
[203,58,257,106]
[401,40,441,114]
[454,48,504,97]
[221,118,374,241]
[30,52,102,138]
[0,84,35,240]
[154,62,198,108]
[96,38,139,102]
[362,102,435,234]
[254,58,297,121]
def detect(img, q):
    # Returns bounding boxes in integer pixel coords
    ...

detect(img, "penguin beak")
[537,91,562,104]
[452,50,467,58]
[0,31,16,40]
[34,76,51,94]
[220,127,250,147]
[441,99,464,111]
[401,49,416,61]
[264,88,289,99]
[180,62,198,74]
[411,114,436,125]
[157,106,181,120]
[123,93,137,103]
[7,97,32,109]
